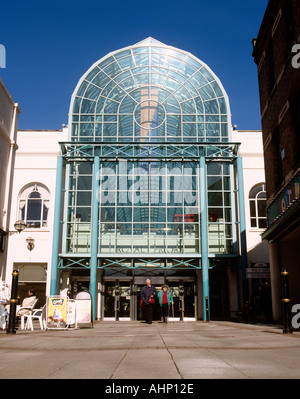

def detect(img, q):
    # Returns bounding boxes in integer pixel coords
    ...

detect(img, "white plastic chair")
[0,303,6,329]
[20,298,38,330]
[24,305,46,330]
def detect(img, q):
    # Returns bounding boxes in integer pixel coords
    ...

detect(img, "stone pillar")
[268,241,282,321]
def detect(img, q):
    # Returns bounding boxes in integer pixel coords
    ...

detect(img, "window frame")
[18,183,50,229]
[249,183,267,230]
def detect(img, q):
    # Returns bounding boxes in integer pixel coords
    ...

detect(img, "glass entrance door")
[103,281,131,320]
[119,283,131,318]
[167,280,195,320]
[103,278,195,320]
[104,283,116,318]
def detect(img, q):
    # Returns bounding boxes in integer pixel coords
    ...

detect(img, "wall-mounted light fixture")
[13,220,26,234]
[26,237,35,251]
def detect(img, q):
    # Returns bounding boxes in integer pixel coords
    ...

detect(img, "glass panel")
[117,207,132,223]
[208,176,222,191]
[249,184,264,198]
[150,208,166,222]
[81,99,96,113]
[207,163,221,175]
[18,265,47,282]
[258,218,267,229]
[250,200,256,217]
[204,99,219,114]
[257,199,266,217]
[71,207,91,222]
[257,191,266,199]
[100,207,115,222]
[208,208,223,222]
[208,192,222,207]
[77,176,92,190]
[224,193,231,206]
[27,199,42,227]
[85,84,101,100]
[76,192,92,206]
[133,207,149,222]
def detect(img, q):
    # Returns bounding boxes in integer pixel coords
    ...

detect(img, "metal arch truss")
[60,141,240,160]
[57,257,207,270]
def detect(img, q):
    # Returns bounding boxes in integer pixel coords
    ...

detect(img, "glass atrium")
[51,38,246,320]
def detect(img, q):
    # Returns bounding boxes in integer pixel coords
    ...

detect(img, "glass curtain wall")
[65,38,233,257]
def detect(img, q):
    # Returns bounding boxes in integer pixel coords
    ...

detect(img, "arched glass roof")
[69,37,231,143]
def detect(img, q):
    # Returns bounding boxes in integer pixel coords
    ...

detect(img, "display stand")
[75,292,93,328]
[46,296,69,330]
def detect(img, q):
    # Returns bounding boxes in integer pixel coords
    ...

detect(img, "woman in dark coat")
[140,279,157,324]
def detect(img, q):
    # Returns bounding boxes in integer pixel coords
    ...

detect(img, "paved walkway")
[1,320,300,380]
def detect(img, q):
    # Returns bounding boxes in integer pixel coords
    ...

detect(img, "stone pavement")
[1,320,300,380]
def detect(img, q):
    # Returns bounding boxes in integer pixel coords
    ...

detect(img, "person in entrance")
[157,285,174,323]
[141,279,157,324]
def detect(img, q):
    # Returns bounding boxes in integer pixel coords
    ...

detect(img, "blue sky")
[0,0,268,131]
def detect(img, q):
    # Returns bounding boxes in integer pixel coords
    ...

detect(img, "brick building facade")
[252,0,300,321]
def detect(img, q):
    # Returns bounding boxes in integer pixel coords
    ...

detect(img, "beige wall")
[0,79,20,280]
[6,128,68,300]
[232,130,269,265]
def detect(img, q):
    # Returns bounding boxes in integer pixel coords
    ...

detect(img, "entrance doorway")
[166,280,195,320]
[103,280,131,320]
[209,267,229,320]
[135,284,162,321]
[102,276,196,321]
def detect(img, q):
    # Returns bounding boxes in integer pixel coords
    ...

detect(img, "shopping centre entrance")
[69,265,234,321]
[102,276,196,321]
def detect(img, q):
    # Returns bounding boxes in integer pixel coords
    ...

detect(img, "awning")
[262,197,300,242]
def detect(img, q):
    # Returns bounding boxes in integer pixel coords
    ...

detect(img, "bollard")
[115,284,120,321]
[179,282,184,321]
[205,296,210,322]
[7,270,19,334]
[281,268,292,334]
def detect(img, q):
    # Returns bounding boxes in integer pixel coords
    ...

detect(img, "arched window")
[249,183,267,229]
[18,183,50,228]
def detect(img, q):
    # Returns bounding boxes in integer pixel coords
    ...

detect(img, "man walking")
[141,279,157,324]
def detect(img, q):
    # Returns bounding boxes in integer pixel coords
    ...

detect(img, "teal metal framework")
[50,140,247,320]
[90,156,100,320]
[50,38,248,320]
[50,155,63,295]
[200,156,209,320]
[60,141,239,160]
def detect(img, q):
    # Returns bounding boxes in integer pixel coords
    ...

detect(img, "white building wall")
[232,130,269,267]
[226,129,269,317]
[0,79,20,280]
[5,128,67,303]
[5,127,269,315]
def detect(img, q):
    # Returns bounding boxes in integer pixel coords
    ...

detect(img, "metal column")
[90,156,100,320]
[50,156,63,295]
[200,156,210,321]
[236,156,248,304]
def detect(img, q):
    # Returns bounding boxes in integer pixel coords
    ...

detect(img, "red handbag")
[149,297,154,304]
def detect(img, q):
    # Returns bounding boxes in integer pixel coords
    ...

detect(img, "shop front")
[101,274,196,321]
[50,38,248,322]
[262,169,300,321]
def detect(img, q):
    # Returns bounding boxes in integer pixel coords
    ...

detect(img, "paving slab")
[1,320,300,380]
